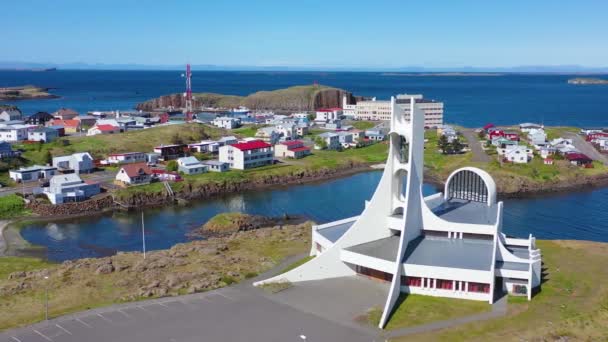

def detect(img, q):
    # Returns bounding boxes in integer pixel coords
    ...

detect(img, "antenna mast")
[185,63,193,122]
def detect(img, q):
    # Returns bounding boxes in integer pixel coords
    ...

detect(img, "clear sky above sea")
[4,0,608,68]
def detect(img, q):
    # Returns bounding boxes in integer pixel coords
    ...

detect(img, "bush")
[166,160,178,172]
[0,194,28,219]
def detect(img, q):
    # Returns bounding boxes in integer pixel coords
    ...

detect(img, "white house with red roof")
[115,163,152,185]
[315,108,342,123]
[87,123,120,136]
[219,140,273,170]
[274,140,311,159]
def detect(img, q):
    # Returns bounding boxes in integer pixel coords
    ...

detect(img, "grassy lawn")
[0,257,54,280]
[0,194,30,219]
[351,121,378,130]
[392,240,608,341]
[233,125,266,138]
[424,131,472,179]
[544,126,579,140]
[13,124,225,163]
[368,294,490,330]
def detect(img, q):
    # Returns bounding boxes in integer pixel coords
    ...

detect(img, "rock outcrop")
[136,85,354,112]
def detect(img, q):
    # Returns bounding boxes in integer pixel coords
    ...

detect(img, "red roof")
[50,119,80,128]
[483,123,495,130]
[95,124,119,132]
[290,146,310,152]
[231,140,272,151]
[565,153,592,161]
[120,163,151,178]
[281,140,303,146]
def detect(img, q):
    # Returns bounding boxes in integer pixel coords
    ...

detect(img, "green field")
[0,195,29,219]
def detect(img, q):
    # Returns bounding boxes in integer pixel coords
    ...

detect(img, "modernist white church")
[255,96,542,328]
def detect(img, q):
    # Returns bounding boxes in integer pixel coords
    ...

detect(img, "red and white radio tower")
[184,64,193,122]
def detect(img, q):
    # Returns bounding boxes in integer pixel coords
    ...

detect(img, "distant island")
[381,72,503,77]
[0,85,59,100]
[567,77,608,85]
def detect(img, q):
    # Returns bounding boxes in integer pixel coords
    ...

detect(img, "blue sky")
[4,0,608,68]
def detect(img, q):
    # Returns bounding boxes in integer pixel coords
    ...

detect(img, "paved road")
[565,132,608,166]
[0,171,116,197]
[461,129,491,163]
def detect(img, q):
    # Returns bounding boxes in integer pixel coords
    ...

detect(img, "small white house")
[315,108,342,123]
[519,123,543,133]
[504,145,532,164]
[201,160,229,172]
[52,152,95,174]
[527,128,547,146]
[115,163,152,185]
[0,107,23,122]
[177,156,207,175]
[0,124,29,142]
[9,165,57,183]
[106,152,147,165]
[212,117,241,129]
[189,140,220,153]
[217,136,238,146]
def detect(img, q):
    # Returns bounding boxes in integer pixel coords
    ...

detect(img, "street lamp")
[44,275,49,321]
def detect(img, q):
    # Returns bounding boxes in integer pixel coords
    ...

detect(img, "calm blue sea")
[2,70,608,127]
[4,70,608,261]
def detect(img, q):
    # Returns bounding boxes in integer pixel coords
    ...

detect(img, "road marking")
[76,318,92,328]
[156,301,170,308]
[11,337,22,342]
[33,329,53,341]
[214,292,235,301]
[97,313,112,323]
[137,305,151,312]
[117,309,131,318]
[55,324,72,335]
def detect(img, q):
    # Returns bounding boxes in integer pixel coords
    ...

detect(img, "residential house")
[177,156,207,175]
[188,140,220,153]
[539,146,557,159]
[544,158,554,165]
[48,119,81,134]
[291,113,309,120]
[48,126,65,137]
[527,128,547,147]
[316,132,340,150]
[0,124,29,142]
[53,108,79,120]
[152,169,182,182]
[504,145,533,164]
[212,117,241,129]
[115,163,152,185]
[9,165,57,183]
[153,144,186,161]
[504,132,520,141]
[217,136,238,147]
[44,174,100,204]
[580,128,605,135]
[52,152,95,174]
[325,121,342,130]
[219,140,273,170]
[255,126,283,144]
[274,140,311,159]
[25,112,54,125]
[0,141,17,158]
[491,137,518,148]
[519,123,543,133]
[336,131,354,148]
[314,108,342,123]
[439,125,458,143]
[565,153,593,166]
[365,129,387,141]
[0,106,22,122]
[106,152,147,165]
[146,153,160,165]
[87,123,120,136]
[75,115,98,128]
[28,127,59,142]
[201,160,229,172]
[585,132,608,142]
[549,138,573,147]
[296,123,309,136]
[488,129,504,141]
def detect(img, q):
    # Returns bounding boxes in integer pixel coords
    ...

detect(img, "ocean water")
[2,70,608,127]
[4,70,608,261]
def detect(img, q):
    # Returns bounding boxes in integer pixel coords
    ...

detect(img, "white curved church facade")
[254,96,542,328]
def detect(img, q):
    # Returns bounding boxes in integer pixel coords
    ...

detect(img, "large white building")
[256,97,542,328]
[219,140,273,170]
[345,94,444,127]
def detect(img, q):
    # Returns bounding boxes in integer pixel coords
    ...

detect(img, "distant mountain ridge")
[2,61,608,73]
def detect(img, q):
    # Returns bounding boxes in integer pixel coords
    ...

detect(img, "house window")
[512,284,527,295]
[468,282,490,293]
[401,276,422,287]
[436,279,453,290]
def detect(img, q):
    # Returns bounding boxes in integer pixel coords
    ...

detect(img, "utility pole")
[183,64,193,122]
[141,211,146,259]
[44,275,49,321]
